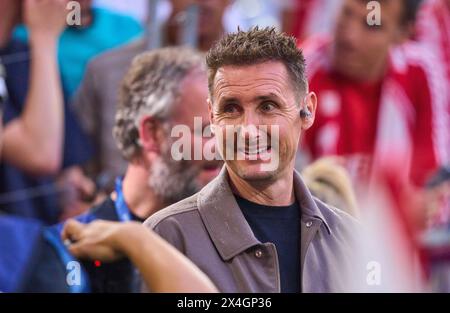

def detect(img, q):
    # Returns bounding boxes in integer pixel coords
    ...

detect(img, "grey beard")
[147,156,201,206]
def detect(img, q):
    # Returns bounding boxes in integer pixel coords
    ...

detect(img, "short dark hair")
[206,26,308,99]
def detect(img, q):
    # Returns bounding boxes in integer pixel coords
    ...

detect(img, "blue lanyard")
[114,177,132,222]
[43,227,91,293]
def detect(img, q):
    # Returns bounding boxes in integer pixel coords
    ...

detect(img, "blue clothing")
[0,39,93,224]
[14,8,143,98]
[0,215,89,292]
[0,216,43,292]
[51,195,143,293]
[236,195,301,293]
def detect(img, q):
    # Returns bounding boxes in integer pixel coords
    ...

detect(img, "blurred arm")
[118,223,218,293]
[62,220,218,293]
[2,0,67,175]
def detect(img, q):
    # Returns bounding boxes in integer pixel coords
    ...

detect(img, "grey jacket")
[144,167,359,292]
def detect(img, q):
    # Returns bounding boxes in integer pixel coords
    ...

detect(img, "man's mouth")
[238,145,272,158]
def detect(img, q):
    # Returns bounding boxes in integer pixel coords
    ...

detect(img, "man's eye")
[260,102,276,112]
[223,104,239,114]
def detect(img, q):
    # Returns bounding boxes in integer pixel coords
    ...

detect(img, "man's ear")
[301,92,317,130]
[138,115,161,155]
[207,98,215,127]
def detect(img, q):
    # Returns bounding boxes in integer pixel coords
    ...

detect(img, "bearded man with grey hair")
[52,46,222,292]
[112,47,221,206]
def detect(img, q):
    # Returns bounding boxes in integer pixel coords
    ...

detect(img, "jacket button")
[254,249,263,258]
[306,221,313,227]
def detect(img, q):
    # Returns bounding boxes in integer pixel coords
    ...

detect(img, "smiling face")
[209,61,312,182]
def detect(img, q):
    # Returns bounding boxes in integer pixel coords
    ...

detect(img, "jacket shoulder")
[313,196,360,236]
[143,193,199,230]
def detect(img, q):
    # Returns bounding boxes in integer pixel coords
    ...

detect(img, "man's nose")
[237,111,263,145]
[242,110,262,127]
[339,18,362,48]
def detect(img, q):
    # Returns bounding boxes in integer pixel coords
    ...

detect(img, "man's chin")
[228,162,279,182]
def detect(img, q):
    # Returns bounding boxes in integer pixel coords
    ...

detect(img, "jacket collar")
[293,170,332,235]
[197,166,331,261]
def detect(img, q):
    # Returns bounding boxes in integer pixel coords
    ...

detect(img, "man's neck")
[227,166,295,207]
[116,164,163,220]
[341,62,387,83]
[332,51,389,83]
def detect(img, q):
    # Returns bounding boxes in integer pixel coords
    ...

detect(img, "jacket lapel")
[197,166,260,261]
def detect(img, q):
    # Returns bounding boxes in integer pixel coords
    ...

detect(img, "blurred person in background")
[423,166,450,228]
[302,0,448,190]
[50,47,222,292]
[414,0,450,290]
[420,165,450,292]
[0,6,86,287]
[11,0,143,221]
[300,0,448,290]
[1,199,217,292]
[14,0,144,99]
[223,0,287,32]
[0,46,219,293]
[415,0,450,92]
[282,0,343,42]
[167,0,229,51]
[93,0,150,24]
[302,157,359,218]
[72,0,229,192]
[0,0,65,175]
[408,0,450,153]
[0,0,94,225]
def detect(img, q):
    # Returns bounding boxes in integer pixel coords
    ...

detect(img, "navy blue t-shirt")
[236,195,301,293]
[0,39,93,224]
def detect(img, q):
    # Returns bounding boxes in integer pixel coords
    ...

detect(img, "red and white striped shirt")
[302,37,449,187]
[416,0,450,87]
[289,0,342,42]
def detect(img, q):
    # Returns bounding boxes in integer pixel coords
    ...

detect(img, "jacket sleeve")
[150,217,187,253]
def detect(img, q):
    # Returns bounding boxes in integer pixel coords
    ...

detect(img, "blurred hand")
[58,166,96,200]
[23,0,68,38]
[57,166,97,221]
[61,219,126,262]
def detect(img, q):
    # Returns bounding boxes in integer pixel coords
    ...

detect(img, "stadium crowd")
[0,0,449,293]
